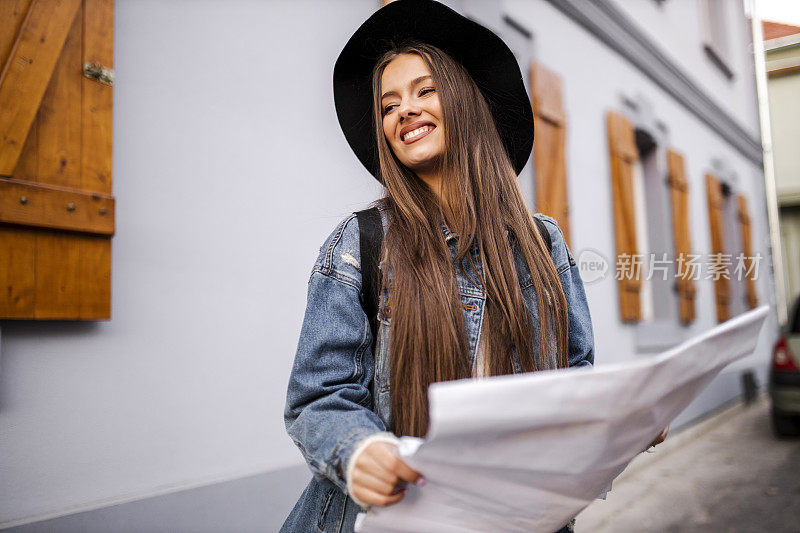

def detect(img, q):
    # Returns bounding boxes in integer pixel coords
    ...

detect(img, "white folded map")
[355,305,770,532]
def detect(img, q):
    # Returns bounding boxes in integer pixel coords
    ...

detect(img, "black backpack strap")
[534,216,552,254]
[355,207,383,345]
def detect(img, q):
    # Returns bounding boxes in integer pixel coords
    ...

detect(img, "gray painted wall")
[0,0,381,527]
[0,0,779,529]
[611,0,761,138]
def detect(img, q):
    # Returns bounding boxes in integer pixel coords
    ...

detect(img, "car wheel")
[771,407,800,437]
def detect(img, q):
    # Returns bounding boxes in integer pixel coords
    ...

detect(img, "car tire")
[771,407,800,437]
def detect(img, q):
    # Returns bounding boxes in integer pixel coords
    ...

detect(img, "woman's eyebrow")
[381,75,433,99]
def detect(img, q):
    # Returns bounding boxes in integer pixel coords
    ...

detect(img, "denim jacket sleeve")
[284,213,387,493]
[533,213,595,368]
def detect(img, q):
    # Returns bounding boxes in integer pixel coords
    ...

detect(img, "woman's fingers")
[351,485,406,507]
[364,449,403,485]
[378,451,423,485]
[350,440,424,507]
[351,465,397,495]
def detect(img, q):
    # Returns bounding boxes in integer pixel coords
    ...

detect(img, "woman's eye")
[383,104,397,115]
[420,87,435,96]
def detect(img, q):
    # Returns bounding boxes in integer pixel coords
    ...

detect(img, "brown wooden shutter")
[736,194,758,310]
[705,174,730,322]
[530,62,571,247]
[0,0,114,319]
[606,110,641,322]
[666,149,696,324]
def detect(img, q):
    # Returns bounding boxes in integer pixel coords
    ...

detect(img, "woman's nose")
[399,101,421,120]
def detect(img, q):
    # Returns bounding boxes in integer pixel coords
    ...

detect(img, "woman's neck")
[416,169,443,203]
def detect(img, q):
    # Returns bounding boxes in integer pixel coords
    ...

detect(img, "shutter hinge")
[83,62,114,86]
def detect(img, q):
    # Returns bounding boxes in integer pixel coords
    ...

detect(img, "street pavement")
[575,395,800,532]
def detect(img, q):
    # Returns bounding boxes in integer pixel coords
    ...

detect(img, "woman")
[282,1,662,531]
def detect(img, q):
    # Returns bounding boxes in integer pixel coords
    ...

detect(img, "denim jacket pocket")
[317,485,351,532]
[317,488,336,530]
[373,317,393,429]
[375,317,391,394]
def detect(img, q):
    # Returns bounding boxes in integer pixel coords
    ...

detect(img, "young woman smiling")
[281,2,665,531]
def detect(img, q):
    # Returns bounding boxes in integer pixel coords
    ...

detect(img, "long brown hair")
[371,42,568,438]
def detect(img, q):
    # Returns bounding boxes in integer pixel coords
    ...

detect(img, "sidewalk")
[575,395,800,532]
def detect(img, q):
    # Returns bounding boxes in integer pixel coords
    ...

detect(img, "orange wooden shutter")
[531,61,571,247]
[705,174,730,322]
[606,110,641,322]
[0,0,114,319]
[736,194,758,310]
[666,149,696,324]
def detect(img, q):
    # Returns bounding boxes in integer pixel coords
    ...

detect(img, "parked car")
[770,295,800,436]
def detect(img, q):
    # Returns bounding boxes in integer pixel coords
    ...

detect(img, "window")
[706,173,758,322]
[706,173,760,322]
[0,0,115,319]
[721,182,747,317]
[607,107,696,326]
[700,0,734,79]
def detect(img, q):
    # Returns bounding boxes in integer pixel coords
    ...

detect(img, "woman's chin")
[402,154,442,174]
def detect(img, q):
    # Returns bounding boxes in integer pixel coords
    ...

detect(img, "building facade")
[0,1,780,531]
[764,20,800,312]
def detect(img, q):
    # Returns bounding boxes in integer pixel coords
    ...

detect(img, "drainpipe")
[747,0,788,326]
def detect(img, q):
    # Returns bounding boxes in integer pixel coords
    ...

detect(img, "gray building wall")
[0,0,780,530]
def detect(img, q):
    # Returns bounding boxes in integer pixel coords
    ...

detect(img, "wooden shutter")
[666,150,696,324]
[736,194,758,310]
[705,174,730,322]
[606,110,641,322]
[0,0,114,319]
[531,62,571,247]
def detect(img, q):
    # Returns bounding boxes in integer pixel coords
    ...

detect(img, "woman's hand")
[647,425,669,448]
[350,441,424,507]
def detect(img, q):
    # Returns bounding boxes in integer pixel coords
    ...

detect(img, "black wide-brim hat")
[333,0,534,181]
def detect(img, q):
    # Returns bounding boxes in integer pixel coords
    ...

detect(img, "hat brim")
[333,0,534,181]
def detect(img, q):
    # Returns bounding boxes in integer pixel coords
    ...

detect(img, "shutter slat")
[667,149,695,324]
[0,0,34,72]
[35,232,81,318]
[81,0,113,193]
[0,228,35,317]
[706,174,730,322]
[0,0,81,175]
[531,62,566,126]
[0,178,115,234]
[531,62,571,246]
[78,233,111,318]
[38,6,82,188]
[14,114,38,182]
[737,194,758,309]
[607,111,641,322]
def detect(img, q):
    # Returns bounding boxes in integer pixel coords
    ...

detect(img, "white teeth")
[403,125,433,141]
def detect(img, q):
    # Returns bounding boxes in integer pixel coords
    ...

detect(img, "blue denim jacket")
[281,206,595,532]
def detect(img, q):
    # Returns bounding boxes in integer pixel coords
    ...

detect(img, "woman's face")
[380,53,445,175]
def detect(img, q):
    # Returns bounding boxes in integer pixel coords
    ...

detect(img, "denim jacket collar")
[441,219,458,243]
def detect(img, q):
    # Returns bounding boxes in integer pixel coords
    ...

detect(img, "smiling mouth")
[402,125,435,144]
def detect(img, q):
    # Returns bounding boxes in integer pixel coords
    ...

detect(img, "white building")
[0,1,779,531]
